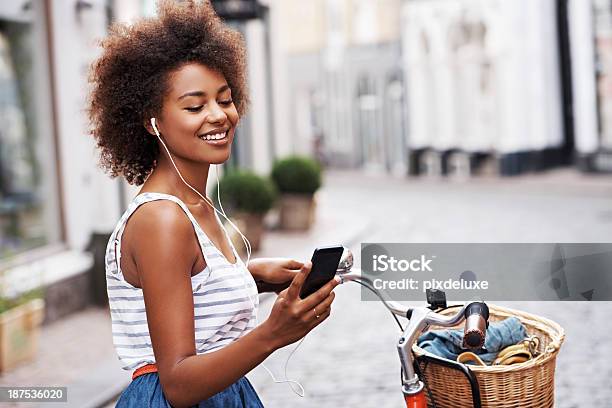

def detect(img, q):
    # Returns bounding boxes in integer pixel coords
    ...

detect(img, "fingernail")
[334,276,342,284]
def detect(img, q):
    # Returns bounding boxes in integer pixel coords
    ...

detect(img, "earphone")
[150,117,306,397]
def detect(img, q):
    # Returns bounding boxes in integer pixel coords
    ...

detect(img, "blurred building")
[402,0,567,176]
[581,0,612,171]
[274,0,407,173]
[401,0,612,176]
[0,0,116,322]
[276,0,612,176]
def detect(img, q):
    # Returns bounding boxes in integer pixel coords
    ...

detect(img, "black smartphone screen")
[299,245,344,299]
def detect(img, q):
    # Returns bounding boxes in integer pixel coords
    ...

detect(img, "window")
[0,6,60,261]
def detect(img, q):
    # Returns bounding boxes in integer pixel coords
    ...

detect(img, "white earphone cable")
[150,118,306,397]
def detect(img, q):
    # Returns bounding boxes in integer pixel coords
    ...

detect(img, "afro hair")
[88,0,249,185]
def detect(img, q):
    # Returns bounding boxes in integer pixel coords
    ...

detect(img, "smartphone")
[299,245,345,299]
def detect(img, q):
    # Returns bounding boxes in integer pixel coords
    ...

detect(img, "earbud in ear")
[150,117,160,136]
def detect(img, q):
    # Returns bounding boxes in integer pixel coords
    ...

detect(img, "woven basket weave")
[412,304,565,408]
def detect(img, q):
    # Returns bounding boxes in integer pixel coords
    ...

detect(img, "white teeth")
[200,132,226,141]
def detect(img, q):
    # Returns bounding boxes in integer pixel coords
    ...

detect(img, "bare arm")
[248,258,303,293]
[131,202,338,407]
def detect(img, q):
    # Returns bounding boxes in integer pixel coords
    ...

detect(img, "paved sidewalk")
[0,307,131,408]
[0,169,610,407]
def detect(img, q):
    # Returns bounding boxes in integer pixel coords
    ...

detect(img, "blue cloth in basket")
[417,316,527,364]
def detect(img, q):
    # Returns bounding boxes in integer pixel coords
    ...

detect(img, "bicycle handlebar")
[335,249,490,402]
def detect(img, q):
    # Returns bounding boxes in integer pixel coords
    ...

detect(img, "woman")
[88,1,338,407]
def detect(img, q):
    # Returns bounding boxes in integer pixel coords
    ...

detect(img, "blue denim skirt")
[116,372,264,407]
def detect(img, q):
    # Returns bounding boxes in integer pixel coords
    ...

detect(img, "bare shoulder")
[130,199,193,235]
[124,199,198,277]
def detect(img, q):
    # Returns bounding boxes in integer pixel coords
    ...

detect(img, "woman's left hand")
[248,258,304,294]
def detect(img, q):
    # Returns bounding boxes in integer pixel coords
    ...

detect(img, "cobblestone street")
[248,170,612,408]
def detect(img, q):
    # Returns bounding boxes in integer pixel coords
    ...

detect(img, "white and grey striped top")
[105,192,259,372]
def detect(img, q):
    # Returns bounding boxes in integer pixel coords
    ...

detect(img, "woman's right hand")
[261,261,339,349]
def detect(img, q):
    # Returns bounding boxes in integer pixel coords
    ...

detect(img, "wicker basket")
[412,304,565,408]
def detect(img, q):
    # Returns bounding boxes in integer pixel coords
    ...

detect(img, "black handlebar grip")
[463,302,489,350]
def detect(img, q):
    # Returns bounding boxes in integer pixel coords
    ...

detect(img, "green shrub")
[0,287,44,314]
[217,170,277,215]
[271,156,322,195]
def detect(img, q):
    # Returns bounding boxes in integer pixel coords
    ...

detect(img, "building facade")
[0,0,118,322]
[401,0,569,176]
[276,0,612,176]
[573,0,612,171]
[276,0,407,173]
[401,0,612,176]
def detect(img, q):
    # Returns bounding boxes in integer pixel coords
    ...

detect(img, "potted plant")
[0,282,45,372]
[271,156,322,231]
[217,169,277,252]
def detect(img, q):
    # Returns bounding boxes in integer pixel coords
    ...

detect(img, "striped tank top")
[105,192,259,371]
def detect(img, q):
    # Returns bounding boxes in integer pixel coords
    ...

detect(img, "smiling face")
[153,63,239,165]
